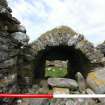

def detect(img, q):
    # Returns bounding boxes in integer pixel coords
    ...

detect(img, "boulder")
[48,78,78,89]
[87,67,105,94]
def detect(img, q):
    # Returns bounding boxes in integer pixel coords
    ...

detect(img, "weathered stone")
[22,98,49,105]
[0,5,9,14]
[11,32,29,46]
[97,41,105,55]
[68,34,84,46]
[50,99,68,105]
[48,78,78,89]
[66,100,76,105]
[69,99,95,105]
[76,72,87,92]
[0,0,8,8]
[53,87,70,94]
[87,67,105,94]
[85,88,95,94]
[46,60,67,68]
[0,57,17,68]
[0,73,17,87]
[8,24,26,33]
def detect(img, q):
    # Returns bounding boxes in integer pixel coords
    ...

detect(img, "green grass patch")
[45,67,67,77]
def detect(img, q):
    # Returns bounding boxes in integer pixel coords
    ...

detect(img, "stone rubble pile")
[18,72,105,105]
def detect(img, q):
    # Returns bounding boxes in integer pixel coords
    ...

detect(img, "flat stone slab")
[48,78,78,89]
[87,68,105,94]
[21,99,49,105]
[53,87,70,94]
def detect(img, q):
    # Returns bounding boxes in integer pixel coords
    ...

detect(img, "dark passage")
[34,45,91,79]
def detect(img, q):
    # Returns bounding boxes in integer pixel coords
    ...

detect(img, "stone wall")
[0,0,29,104]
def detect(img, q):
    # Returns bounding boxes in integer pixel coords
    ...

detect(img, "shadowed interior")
[34,45,91,79]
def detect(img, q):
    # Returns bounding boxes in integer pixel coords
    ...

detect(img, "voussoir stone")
[48,78,78,89]
[87,67,105,94]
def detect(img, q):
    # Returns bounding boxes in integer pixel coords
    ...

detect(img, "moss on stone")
[41,26,77,37]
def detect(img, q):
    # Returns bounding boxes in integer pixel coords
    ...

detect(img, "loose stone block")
[53,87,70,94]
[48,78,78,89]
[87,68,105,94]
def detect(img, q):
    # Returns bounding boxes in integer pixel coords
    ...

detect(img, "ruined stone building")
[1,0,105,104]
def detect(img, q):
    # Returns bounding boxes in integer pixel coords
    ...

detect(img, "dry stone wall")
[0,0,29,104]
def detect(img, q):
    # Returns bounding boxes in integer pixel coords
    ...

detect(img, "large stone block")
[48,78,78,89]
[87,68,105,94]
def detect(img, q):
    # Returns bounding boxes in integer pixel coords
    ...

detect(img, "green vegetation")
[45,67,67,77]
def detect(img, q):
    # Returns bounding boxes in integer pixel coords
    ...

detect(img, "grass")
[45,67,67,77]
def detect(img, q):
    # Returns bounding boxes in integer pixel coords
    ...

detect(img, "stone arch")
[31,26,104,79]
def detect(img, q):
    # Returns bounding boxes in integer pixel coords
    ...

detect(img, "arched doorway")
[31,26,104,80]
[34,45,91,79]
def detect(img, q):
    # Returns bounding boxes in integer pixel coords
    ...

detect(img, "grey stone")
[48,78,78,89]
[75,72,87,92]
[11,32,29,46]
[22,98,49,105]
[66,100,75,105]
[0,0,8,7]
[68,34,84,46]
[85,88,95,94]
[7,24,26,33]
[50,99,68,105]
[1,57,17,67]
[97,41,105,55]
[17,25,26,33]
[0,73,17,87]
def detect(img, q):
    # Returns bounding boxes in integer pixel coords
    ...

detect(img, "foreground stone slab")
[20,99,49,105]
[87,68,105,94]
[53,87,70,94]
[48,78,78,89]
